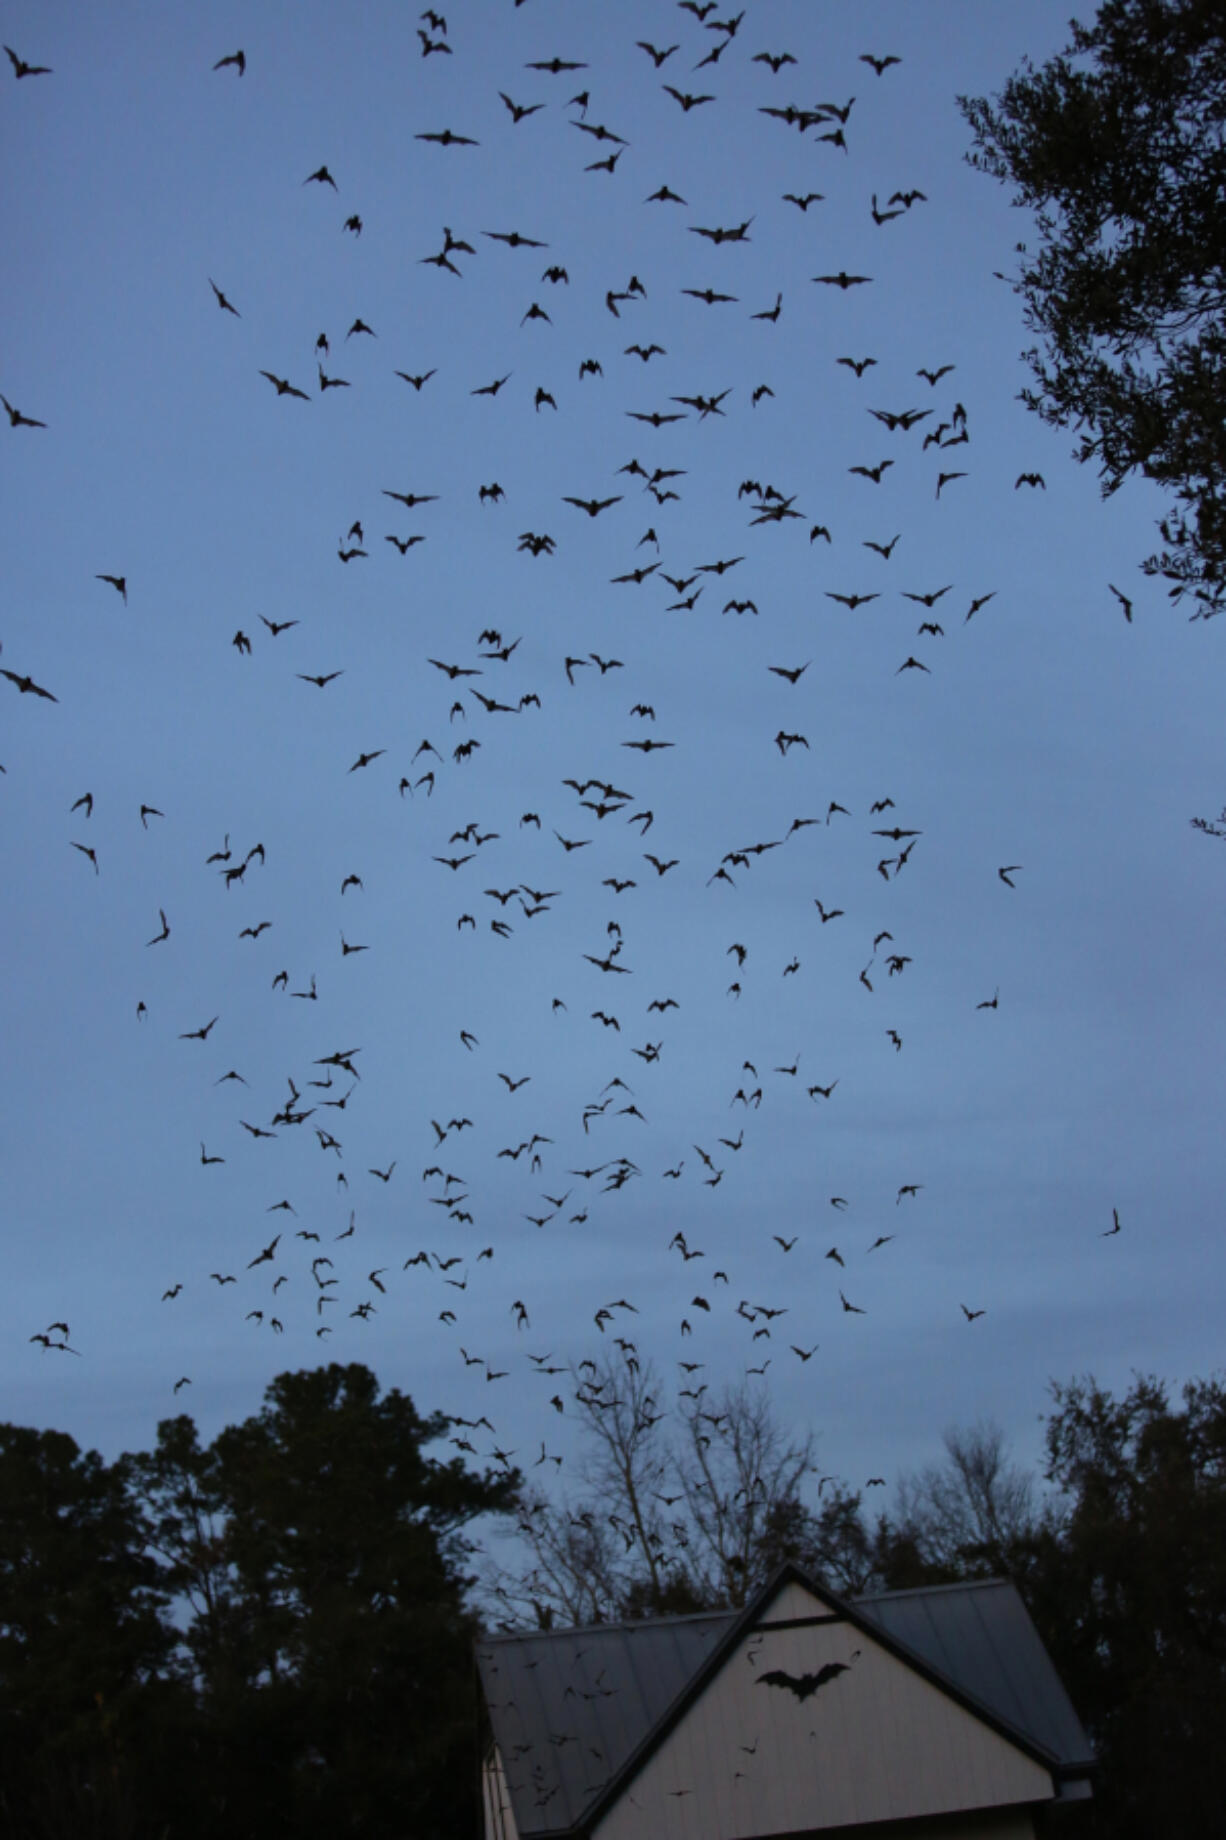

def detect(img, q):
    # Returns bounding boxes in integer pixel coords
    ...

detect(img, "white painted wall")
[593,1594,1052,1840]
[483,1744,521,1840]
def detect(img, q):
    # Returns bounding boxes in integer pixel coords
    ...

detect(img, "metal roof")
[855,1577,1095,1777]
[477,1567,1094,1839]
[477,1610,732,1834]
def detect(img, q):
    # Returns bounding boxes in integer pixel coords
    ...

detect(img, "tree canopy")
[0,1423,186,1839]
[959,0,1226,617]
[0,1365,517,1840]
[1026,1372,1226,1837]
[486,1353,825,1625]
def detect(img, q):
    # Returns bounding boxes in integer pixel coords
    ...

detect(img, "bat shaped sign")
[756,1660,854,1702]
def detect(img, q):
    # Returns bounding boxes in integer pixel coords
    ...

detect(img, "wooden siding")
[759,1580,843,1626]
[483,1744,521,1840]
[592,1593,1053,1840]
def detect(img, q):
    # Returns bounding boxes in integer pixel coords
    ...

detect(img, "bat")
[664,86,715,112]
[260,371,310,400]
[757,1661,851,1700]
[3,666,57,700]
[6,45,53,78]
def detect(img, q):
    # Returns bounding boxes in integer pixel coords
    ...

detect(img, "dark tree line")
[0,1365,517,1840]
[3,1363,1222,1838]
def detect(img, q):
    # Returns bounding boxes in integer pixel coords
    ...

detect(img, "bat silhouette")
[757,1661,851,1700]
[260,370,310,400]
[3,665,57,700]
[499,94,544,124]
[6,46,53,78]
[416,128,479,147]
[563,495,621,517]
[665,86,715,112]
[2,393,48,428]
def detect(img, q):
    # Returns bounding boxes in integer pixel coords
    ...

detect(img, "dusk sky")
[3,0,1222,1518]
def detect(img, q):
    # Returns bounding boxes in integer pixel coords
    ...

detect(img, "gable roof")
[477,1564,1094,1839]
[855,1576,1093,1772]
[477,1608,732,1834]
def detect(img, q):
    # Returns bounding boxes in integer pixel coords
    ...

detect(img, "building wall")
[483,1744,521,1840]
[592,1600,1053,1840]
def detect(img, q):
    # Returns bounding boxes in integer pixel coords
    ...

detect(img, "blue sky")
[3,0,1223,1510]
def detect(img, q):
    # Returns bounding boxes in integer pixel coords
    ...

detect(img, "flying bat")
[499,93,544,124]
[260,371,310,400]
[3,666,57,700]
[384,489,438,509]
[757,1661,851,1700]
[563,495,622,517]
[571,120,627,145]
[6,46,53,78]
[664,86,715,111]
[2,394,47,428]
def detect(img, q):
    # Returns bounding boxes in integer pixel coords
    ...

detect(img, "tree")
[893,1419,1043,1582]
[0,1370,519,1839]
[960,0,1226,617]
[488,1352,828,1625]
[748,1484,902,1597]
[0,1424,189,1840]
[1024,1372,1226,1838]
[127,1363,520,1840]
[489,1353,716,1627]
